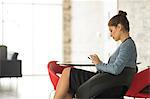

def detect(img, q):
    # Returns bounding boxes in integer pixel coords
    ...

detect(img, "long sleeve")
[96,38,137,75]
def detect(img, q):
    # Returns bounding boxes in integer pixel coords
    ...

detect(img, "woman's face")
[109,25,121,41]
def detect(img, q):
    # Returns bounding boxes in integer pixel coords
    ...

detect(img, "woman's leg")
[54,67,72,99]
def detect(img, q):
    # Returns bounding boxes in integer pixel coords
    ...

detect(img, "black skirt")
[69,68,96,96]
[69,67,136,98]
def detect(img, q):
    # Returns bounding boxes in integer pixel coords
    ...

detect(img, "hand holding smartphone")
[88,54,102,65]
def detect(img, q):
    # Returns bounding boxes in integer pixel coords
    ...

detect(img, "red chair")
[47,61,72,91]
[125,68,150,98]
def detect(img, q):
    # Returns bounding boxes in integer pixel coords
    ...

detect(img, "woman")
[54,10,137,99]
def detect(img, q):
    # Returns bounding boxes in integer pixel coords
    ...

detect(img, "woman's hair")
[108,10,130,32]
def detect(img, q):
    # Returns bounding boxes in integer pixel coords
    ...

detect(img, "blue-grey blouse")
[96,37,137,75]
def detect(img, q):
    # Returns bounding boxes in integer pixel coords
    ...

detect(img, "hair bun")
[118,10,127,16]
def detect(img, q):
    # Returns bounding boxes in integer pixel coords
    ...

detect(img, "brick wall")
[119,0,150,70]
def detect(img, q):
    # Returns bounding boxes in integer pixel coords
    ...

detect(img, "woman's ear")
[117,24,122,31]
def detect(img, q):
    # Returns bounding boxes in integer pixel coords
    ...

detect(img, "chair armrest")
[11,52,19,60]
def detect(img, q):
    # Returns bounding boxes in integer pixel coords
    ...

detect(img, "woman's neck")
[120,32,130,42]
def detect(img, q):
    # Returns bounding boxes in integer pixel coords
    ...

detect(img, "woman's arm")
[92,40,137,75]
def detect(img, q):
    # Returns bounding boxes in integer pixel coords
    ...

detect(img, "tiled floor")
[0,75,53,99]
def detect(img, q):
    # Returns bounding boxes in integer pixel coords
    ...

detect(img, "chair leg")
[49,90,55,99]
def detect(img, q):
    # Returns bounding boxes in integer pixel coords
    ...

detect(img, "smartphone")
[88,56,92,60]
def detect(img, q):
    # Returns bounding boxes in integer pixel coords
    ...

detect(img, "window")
[0,0,63,75]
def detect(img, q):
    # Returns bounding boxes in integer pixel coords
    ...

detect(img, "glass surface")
[0,0,63,75]
[4,0,62,4]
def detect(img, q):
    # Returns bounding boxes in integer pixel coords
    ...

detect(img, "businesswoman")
[54,10,137,99]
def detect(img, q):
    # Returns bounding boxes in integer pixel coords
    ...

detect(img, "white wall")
[71,0,117,71]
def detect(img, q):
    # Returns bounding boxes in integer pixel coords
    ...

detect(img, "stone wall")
[63,0,72,63]
[119,0,150,70]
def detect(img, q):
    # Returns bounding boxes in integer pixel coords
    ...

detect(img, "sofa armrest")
[0,60,22,77]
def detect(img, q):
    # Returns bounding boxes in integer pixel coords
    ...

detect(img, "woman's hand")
[90,54,102,65]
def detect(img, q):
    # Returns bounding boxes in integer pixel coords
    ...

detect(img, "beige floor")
[0,75,53,99]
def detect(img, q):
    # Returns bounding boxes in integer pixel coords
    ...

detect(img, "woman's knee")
[62,67,71,75]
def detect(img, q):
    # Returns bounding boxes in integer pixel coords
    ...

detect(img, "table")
[58,62,142,66]
[57,62,95,66]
